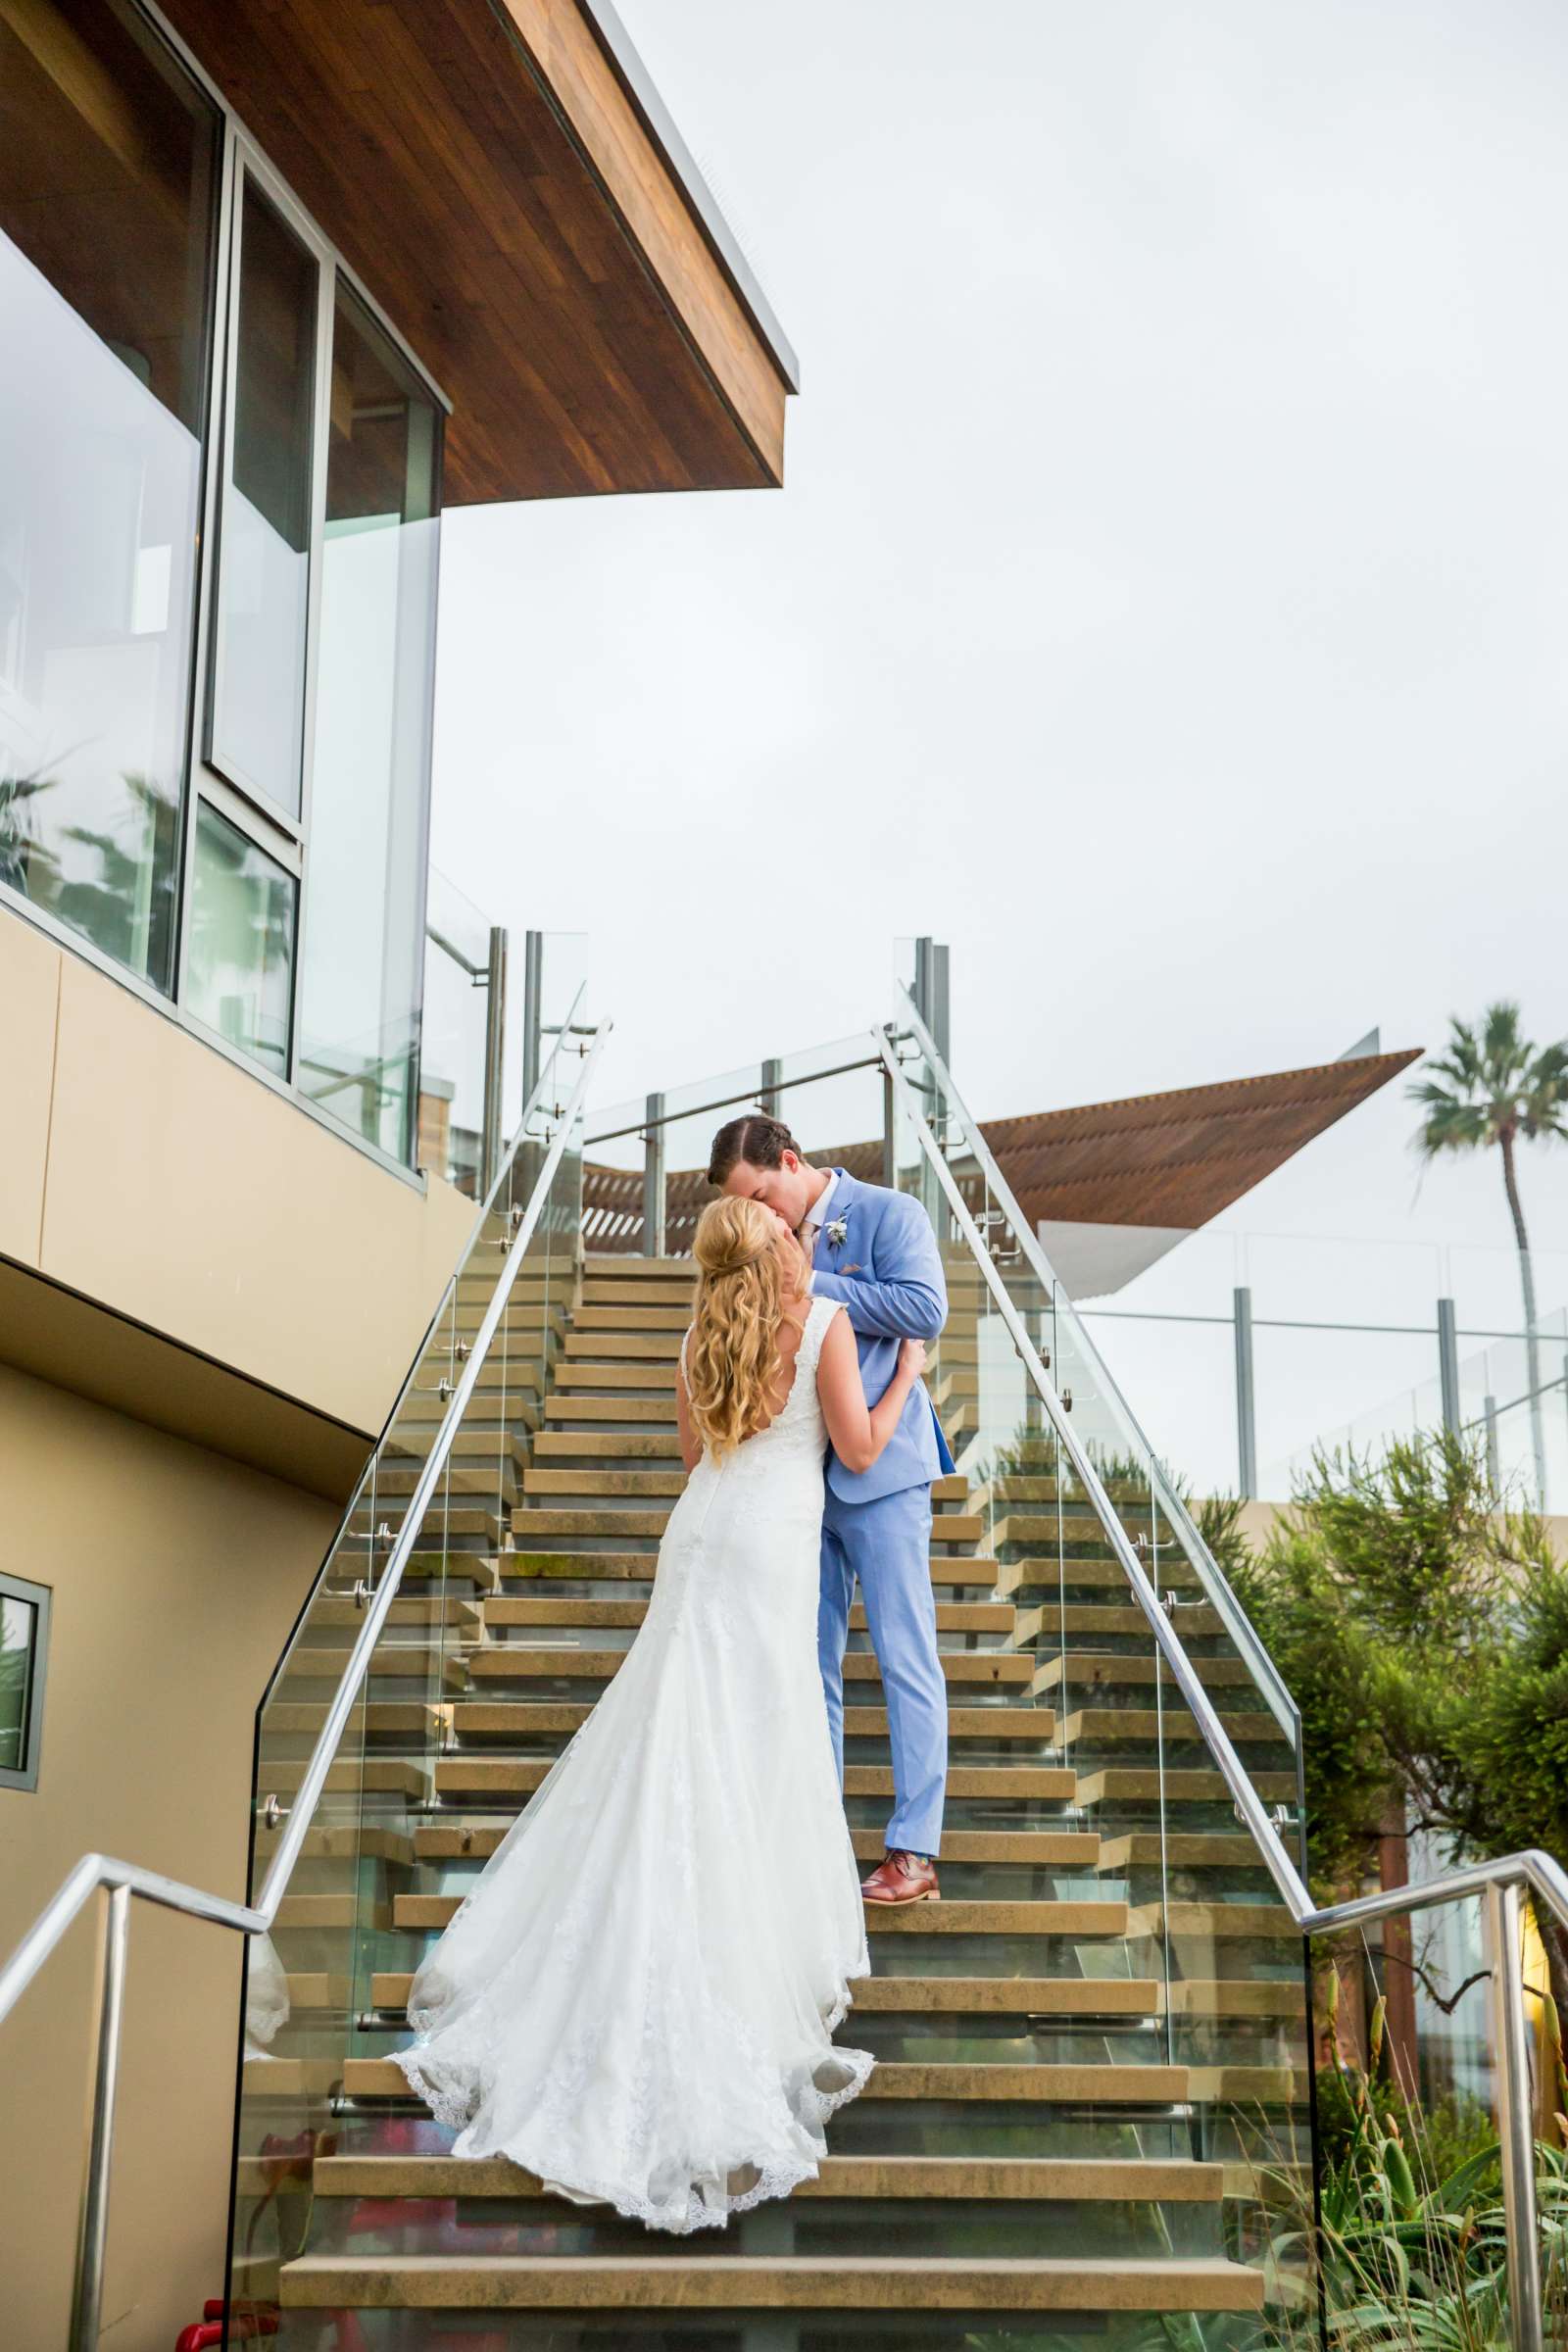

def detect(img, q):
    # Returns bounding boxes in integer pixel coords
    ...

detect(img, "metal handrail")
[0,1015,610,2352]
[584,1047,883,1149]
[891,987,1299,1741]
[879,1023,1564,2352]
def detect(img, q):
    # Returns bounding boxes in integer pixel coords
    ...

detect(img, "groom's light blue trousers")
[818,1482,947,1858]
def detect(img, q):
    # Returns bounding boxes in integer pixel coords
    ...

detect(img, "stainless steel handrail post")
[70,1881,129,2352]
[1487,1879,1544,2352]
[643,1092,666,1257]
[480,923,509,1195]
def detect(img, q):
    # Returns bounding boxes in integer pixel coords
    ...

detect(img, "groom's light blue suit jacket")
[808,1168,956,1504]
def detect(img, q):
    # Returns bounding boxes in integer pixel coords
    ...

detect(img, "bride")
[392,1194,929,2232]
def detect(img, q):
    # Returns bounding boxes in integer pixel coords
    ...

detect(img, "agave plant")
[1255,1994,1568,2350]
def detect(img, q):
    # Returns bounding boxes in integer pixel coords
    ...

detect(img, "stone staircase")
[252,1251,1306,2345]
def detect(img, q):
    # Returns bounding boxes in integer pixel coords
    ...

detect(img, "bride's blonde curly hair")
[684,1197,808,1461]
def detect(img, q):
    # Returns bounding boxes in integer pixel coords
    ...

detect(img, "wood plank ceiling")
[156,0,793,502]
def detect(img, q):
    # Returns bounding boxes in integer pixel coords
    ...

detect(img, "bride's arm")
[675,1361,702,1472]
[817,1308,927,1473]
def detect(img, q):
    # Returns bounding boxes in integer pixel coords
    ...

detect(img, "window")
[295,284,442,1161]
[0,0,220,993]
[0,0,445,1167]
[206,172,320,820]
[0,1573,51,1795]
[184,800,296,1077]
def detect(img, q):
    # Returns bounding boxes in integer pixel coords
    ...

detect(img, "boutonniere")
[826,1215,849,1250]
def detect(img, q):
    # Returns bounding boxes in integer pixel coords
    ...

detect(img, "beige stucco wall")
[1,908,476,1439]
[0,1360,340,2352]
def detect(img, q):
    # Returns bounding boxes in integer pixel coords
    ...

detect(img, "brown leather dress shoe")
[860,1849,940,1905]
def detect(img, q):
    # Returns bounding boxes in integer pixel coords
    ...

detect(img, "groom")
[709,1114,953,1903]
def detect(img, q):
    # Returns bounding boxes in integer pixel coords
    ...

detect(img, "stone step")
[287,1645,467,1689]
[1015,1602,1224,1642]
[543,1383,676,1420]
[267,1701,434,1737]
[584,1253,692,1279]
[410,1823,1094,1866]
[511,1506,986,1544]
[1034,1655,1259,1692]
[461,1646,1034,1690]
[1075,1768,1299,1807]
[498,1549,1001,1590]
[367,1970,1157,2019]
[574,1305,692,1332]
[1000,1556,1201,1596]
[550,1364,679,1394]
[349,2050,1178,2101]
[1165,1979,1308,2019]
[311,2149,1221,2201]
[278,2253,1263,2314]
[309,1594,484,1633]
[441,1700,1054,1744]
[391,1894,1130,1938]
[1129,1902,1299,1942]
[1099,1834,1270,1872]
[478,1596,1016,1636]
[518,1467,973,1504]
[532,1429,682,1459]
[564,1331,685,1360]
[1059,1708,1285,1746]
[430,1756,1081,1801]
[581,1281,697,1309]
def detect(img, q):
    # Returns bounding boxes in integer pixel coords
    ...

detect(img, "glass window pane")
[0,0,220,992]
[0,1594,38,1776]
[296,283,441,1164]
[186,801,296,1076]
[208,176,318,818]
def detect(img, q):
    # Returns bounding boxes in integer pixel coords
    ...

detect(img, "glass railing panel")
[226,1021,598,2337]
[1303,1896,1563,2352]
[585,1034,888,1260]
[419,866,493,1196]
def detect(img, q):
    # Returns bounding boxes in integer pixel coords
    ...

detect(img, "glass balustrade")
[886,991,1314,2331]
[224,1015,599,2342]
[1303,1893,1563,2351]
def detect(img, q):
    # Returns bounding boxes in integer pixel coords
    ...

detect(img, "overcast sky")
[430,0,1568,1475]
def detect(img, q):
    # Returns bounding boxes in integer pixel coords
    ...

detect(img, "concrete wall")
[0,905,493,2345]
[1,909,476,1444]
[0,1362,341,2352]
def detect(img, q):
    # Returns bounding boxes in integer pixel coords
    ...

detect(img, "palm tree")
[1410,1004,1568,1506]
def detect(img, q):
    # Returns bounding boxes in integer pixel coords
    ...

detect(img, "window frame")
[0,1572,52,1796]
[0,0,452,1185]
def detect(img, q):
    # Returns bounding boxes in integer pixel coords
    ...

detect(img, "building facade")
[0,4,794,2341]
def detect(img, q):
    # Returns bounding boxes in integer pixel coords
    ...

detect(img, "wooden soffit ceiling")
[160,0,796,502]
[979,1050,1423,1232]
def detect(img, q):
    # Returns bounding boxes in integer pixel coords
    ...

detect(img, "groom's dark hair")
[707,1112,804,1190]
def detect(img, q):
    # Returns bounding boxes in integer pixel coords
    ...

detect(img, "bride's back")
[681,1198,821,1469]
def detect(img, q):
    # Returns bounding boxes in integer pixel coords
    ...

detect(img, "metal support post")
[1485,1394,1501,1494]
[643,1094,666,1259]
[71,1883,131,2352]
[760,1057,782,1115]
[1485,1879,1544,2352]
[881,1061,896,1189]
[912,935,933,1030]
[1437,1297,1461,1435]
[520,929,544,1116]
[480,925,508,1195]
[930,942,951,1067]
[1234,1287,1257,1500]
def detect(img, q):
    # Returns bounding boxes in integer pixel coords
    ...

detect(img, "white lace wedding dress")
[392,1293,873,2231]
